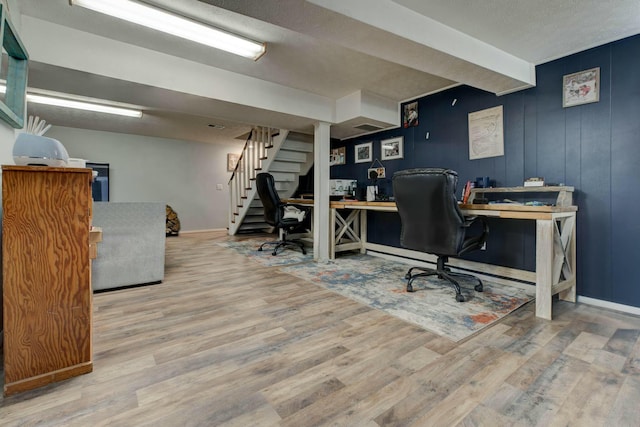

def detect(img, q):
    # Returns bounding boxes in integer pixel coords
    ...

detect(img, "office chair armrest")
[463,216,476,227]
[286,203,311,211]
[463,215,489,241]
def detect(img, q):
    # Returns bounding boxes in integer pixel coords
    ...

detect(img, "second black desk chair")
[255,172,309,256]
[392,168,489,302]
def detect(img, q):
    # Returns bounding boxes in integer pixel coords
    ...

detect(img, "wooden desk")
[288,198,577,320]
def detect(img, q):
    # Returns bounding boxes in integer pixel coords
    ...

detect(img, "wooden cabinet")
[2,166,93,396]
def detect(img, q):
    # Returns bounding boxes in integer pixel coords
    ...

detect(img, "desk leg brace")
[360,210,367,254]
[335,210,361,243]
[558,216,577,303]
[535,216,577,320]
[330,209,365,259]
[330,208,336,260]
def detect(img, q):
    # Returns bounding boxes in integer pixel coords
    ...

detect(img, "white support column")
[313,122,331,262]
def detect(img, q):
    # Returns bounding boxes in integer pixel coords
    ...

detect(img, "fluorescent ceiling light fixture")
[0,83,143,117]
[69,0,267,60]
[26,93,143,118]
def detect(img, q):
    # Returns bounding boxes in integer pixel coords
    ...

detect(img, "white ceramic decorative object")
[13,133,69,167]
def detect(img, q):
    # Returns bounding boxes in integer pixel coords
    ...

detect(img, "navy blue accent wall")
[332,34,640,308]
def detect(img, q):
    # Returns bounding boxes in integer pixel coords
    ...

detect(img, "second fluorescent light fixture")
[70,0,267,60]
[27,93,143,118]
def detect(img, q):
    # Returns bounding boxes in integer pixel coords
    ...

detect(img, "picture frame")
[330,146,346,166]
[355,142,372,163]
[468,105,504,160]
[368,167,386,179]
[403,101,418,128]
[563,67,600,108]
[227,153,239,172]
[86,162,110,202]
[380,137,403,160]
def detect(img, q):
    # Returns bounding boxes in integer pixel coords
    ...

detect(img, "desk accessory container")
[524,177,545,187]
[475,176,491,188]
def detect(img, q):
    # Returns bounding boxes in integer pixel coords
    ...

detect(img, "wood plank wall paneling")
[335,33,640,309]
[610,39,640,304]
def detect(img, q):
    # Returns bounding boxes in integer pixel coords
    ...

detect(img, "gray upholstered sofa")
[91,202,166,291]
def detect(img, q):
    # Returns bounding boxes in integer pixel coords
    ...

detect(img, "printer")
[329,179,357,197]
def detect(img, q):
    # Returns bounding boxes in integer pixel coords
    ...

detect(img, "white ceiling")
[14,0,640,145]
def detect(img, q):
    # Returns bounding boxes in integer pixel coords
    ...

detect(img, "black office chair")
[392,168,489,302]
[255,172,309,256]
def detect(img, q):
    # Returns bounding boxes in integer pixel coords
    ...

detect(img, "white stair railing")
[228,126,277,234]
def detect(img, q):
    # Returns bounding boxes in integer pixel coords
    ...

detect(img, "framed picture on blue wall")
[330,146,346,166]
[355,142,372,163]
[403,101,418,128]
[563,67,600,108]
[468,106,504,160]
[381,137,403,160]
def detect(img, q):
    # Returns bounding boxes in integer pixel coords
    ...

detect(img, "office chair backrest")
[256,173,281,226]
[392,168,466,256]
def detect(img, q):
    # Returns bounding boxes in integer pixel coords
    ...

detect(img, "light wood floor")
[2,231,640,426]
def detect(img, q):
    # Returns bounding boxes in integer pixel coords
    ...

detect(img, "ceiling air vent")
[354,123,384,132]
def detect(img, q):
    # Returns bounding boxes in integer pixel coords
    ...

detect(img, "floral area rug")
[217,237,313,267]
[280,254,535,342]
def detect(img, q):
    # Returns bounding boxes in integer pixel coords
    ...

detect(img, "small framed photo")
[330,146,346,166]
[563,67,600,108]
[403,101,418,128]
[227,153,239,172]
[381,137,403,160]
[355,142,372,163]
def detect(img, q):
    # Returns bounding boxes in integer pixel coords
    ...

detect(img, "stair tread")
[238,223,270,230]
[242,217,267,223]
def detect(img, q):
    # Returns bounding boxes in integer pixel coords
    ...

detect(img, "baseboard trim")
[179,228,226,234]
[577,296,640,316]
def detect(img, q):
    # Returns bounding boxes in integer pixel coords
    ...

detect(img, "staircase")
[228,127,313,235]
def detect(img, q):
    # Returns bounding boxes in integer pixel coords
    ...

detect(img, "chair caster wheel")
[456,293,465,302]
[302,249,307,255]
[407,284,414,292]
[258,247,263,252]
[475,284,483,292]
[405,273,411,280]
[272,251,277,256]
